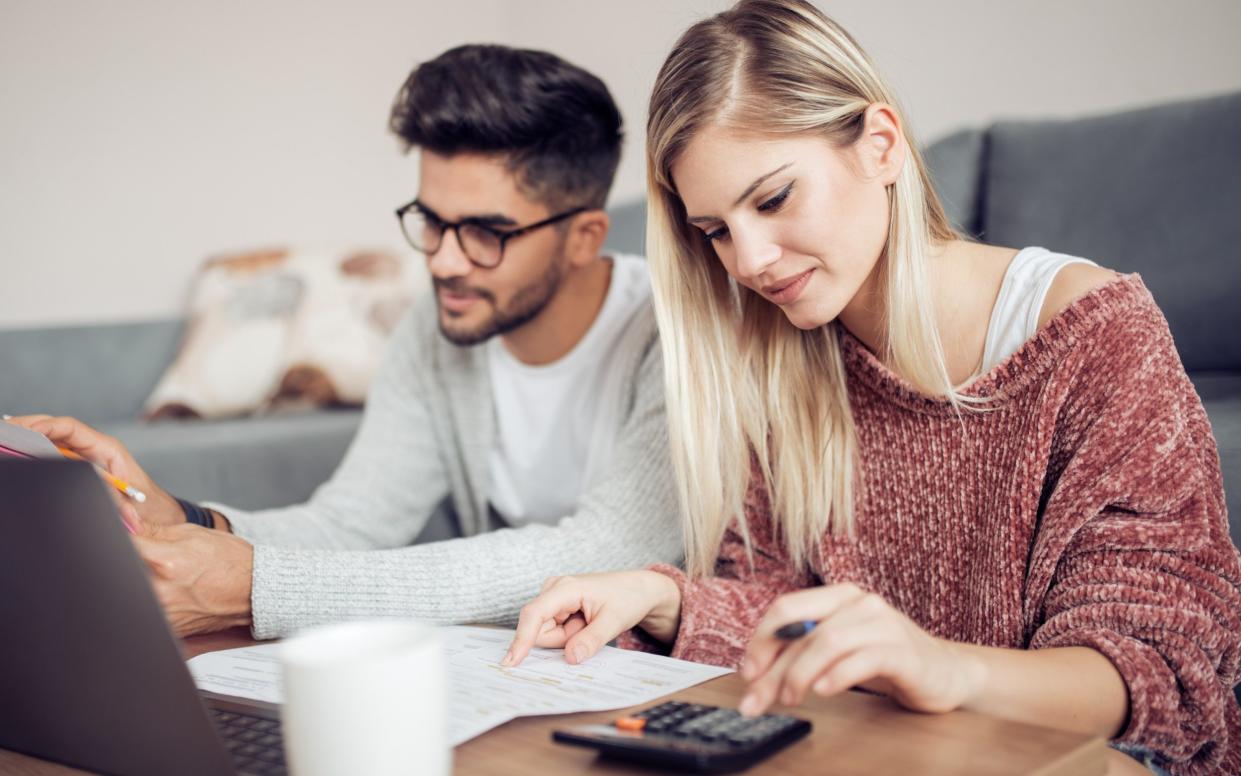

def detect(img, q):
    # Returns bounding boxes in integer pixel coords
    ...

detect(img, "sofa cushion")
[979,91,1241,372]
[144,247,417,421]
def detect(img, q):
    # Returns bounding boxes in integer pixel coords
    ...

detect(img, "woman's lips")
[763,269,814,305]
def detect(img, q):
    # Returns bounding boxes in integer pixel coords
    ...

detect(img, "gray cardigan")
[217,290,682,639]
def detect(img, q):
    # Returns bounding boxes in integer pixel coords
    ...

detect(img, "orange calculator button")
[615,716,646,732]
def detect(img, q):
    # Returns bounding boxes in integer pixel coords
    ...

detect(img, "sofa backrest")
[606,199,648,257]
[0,319,184,424]
[926,91,1241,372]
[922,128,987,240]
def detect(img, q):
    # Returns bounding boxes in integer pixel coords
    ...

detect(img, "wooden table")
[1,628,1106,775]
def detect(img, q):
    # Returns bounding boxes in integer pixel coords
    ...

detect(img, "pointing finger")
[505,582,585,667]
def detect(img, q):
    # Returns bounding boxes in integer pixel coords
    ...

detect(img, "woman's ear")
[857,103,906,187]
[566,210,611,267]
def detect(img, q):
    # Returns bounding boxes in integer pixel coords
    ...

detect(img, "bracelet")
[176,497,215,529]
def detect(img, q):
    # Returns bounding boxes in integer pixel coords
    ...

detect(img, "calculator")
[552,700,812,773]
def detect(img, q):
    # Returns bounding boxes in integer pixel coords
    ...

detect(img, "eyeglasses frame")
[394,199,592,269]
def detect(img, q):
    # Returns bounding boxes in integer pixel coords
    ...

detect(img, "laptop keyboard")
[208,708,288,776]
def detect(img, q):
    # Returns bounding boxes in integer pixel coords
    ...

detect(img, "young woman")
[503,2,1241,772]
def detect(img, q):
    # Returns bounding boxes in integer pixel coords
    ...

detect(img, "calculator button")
[554,701,812,773]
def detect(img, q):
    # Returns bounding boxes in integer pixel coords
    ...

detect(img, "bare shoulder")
[1038,262,1121,328]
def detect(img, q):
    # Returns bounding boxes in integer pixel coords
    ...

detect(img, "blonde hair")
[646,0,960,577]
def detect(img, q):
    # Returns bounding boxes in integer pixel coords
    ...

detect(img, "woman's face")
[671,114,902,330]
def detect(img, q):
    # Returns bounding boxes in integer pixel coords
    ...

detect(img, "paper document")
[189,626,732,746]
[0,421,61,459]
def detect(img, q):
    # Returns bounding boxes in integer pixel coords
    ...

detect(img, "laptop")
[0,459,287,776]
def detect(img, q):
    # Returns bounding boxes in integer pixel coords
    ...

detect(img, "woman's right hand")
[5,414,183,528]
[503,570,683,667]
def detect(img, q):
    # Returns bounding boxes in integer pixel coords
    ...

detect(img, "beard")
[433,254,566,346]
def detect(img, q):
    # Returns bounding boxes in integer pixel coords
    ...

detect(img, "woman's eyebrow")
[732,162,792,207]
[685,162,793,224]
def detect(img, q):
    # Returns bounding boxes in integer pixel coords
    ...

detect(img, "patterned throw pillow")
[144,247,420,420]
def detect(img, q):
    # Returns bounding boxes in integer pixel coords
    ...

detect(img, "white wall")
[2,1,1239,329]
[0,0,505,328]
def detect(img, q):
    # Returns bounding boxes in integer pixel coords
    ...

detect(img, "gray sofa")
[1,92,1237,552]
[0,320,363,511]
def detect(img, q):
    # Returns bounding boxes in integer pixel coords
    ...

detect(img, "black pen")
[774,620,818,640]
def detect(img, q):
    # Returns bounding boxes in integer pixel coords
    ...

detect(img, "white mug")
[279,620,449,776]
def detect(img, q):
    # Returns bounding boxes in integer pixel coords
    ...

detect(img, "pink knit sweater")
[624,276,1241,774]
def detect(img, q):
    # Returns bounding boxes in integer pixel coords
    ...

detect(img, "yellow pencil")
[56,446,147,503]
[0,415,145,503]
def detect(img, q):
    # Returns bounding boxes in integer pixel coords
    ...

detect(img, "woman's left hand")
[738,583,984,717]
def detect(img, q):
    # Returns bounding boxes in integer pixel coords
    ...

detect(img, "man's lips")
[761,269,814,304]
[437,287,485,313]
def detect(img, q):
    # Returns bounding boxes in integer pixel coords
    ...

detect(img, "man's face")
[415,150,569,346]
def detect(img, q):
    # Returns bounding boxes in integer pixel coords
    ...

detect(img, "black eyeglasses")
[395,199,590,269]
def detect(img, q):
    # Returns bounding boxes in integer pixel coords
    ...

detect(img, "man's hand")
[133,522,255,636]
[6,414,184,527]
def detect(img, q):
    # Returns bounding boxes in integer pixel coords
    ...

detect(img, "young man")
[11,45,679,639]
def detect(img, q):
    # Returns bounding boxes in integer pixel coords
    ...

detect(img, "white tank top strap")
[979,247,1097,375]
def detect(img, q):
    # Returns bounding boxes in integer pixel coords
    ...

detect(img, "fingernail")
[500,651,512,666]
[572,645,588,664]
[813,677,831,694]
[120,514,138,535]
[739,694,759,717]
[739,658,753,679]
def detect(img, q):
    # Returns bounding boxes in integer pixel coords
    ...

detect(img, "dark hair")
[389,45,623,210]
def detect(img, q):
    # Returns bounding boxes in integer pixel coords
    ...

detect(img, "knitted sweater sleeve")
[619,476,816,668]
[1025,299,1241,774]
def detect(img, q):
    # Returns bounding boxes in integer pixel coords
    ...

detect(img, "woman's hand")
[739,583,984,717]
[6,414,183,527]
[504,570,682,667]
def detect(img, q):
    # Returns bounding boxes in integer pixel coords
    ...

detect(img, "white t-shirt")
[486,254,652,526]
[979,246,1097,375]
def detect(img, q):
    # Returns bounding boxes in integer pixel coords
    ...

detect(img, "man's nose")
[427,228,473,279]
